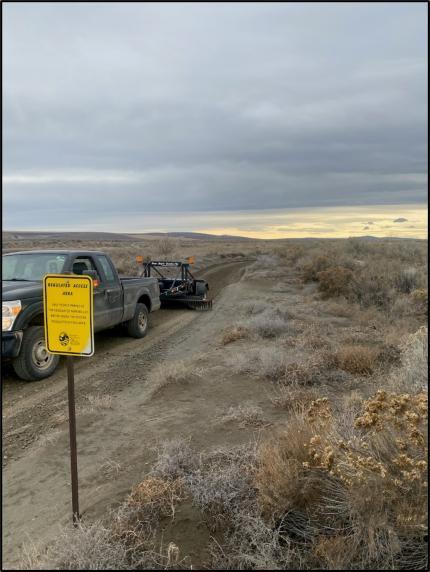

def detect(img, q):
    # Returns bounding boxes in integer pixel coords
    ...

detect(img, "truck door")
[70,255,112,331]
[95,254,124,327]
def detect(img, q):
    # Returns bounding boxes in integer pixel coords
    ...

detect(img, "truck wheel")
[126,303,149,338]
[12,326,60,381]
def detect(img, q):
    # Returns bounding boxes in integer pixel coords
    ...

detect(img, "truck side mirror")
[85,270,100,287]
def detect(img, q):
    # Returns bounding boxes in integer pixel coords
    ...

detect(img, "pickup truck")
[2,250,161,381]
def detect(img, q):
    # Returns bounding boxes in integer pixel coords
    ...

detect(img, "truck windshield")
[2,254,67,281]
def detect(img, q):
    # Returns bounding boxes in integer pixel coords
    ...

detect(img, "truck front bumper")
[2,331,23,359]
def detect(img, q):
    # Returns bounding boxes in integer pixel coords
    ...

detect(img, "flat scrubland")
[2,234,261,275]
[3,236,428,570]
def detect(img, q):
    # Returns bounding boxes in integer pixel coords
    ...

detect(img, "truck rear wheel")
[13,326,60,381]
[126,303,149,338]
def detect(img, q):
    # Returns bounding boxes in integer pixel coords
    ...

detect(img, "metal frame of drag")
[138,256,212,310]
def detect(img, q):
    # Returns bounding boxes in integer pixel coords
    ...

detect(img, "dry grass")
[126,477,184,518]
[100,459,123,479]
[156,237,177,259]
[282,349,340,386]
[241,301,269,316]
[151,438,199,480]
[51,411,67,426]
[186,444,258,531]
[35,429,62,450]
[335,344,381,375]
[388,326,428,392]
[294,322,334,350]
[301,254,335,282]
[271,382,322,411]
[290,239,428,319]
[221,325,250,345]
[81,394,113,413]
[22,447,193,569]
[239,308,290,339]
[219,404,268,428]
[323,297,356,317]
[252,390,428,569]
[411,288,428,314]
[231,345,288,380]
[149,361,203,396]
[20,522,131,570]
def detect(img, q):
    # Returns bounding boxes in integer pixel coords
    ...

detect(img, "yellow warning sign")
[43,274,94,356]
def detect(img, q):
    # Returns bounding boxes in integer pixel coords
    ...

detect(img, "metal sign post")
[67,356,80,524]
[43,273,94,525]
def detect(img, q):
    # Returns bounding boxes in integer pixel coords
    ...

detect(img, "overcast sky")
[3,2,428,236]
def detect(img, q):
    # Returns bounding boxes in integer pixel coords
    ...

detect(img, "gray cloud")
[3,3,428,230]
[393,217,408,223]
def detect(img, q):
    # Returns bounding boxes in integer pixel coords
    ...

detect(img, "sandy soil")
[3,258,259,568]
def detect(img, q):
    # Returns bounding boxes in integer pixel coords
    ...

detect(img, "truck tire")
[126,303,149,338]
[12,326,60,381]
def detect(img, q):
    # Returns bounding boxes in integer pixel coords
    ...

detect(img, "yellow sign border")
[43,274,94,357]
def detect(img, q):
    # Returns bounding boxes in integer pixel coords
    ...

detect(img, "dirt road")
[2,259,253,568]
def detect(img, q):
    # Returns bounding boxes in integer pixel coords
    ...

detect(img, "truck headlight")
[2,300,22,331]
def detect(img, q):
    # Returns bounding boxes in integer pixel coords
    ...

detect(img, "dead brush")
[410,288,428,314]
[100,459,122,479]
[375,342,402,369]
[83,394,113,413]
[389,326,428,392]
[394,266,423,294]
[301,255,335,283]
[18,539,47,570]
[109,477,186,553]
[282,351,337,386]
[271,382,322,412]
[294,323,333,351]
[347,261,396,310]
[221,325,250,345]
[156,236,176,259]
[237,308,290,339]
[241,301,268,316]
[24,519,191,571]
[210,511,292,570]
[151,437,199,480]
[35,428,62,449]
[231,345,288,380]
[254,414,321,522]
[218,404,268,428]
[335,344,381,375]
[126,477,185,519]
[323,297,356,317]
[150,361,203,396]
[34,522,131,570]
[316,266,353,298]
[51,411,67,426]
[187,444,258,531]
[253,389,428,569]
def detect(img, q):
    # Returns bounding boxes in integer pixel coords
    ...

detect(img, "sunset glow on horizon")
[177,204,428,240]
